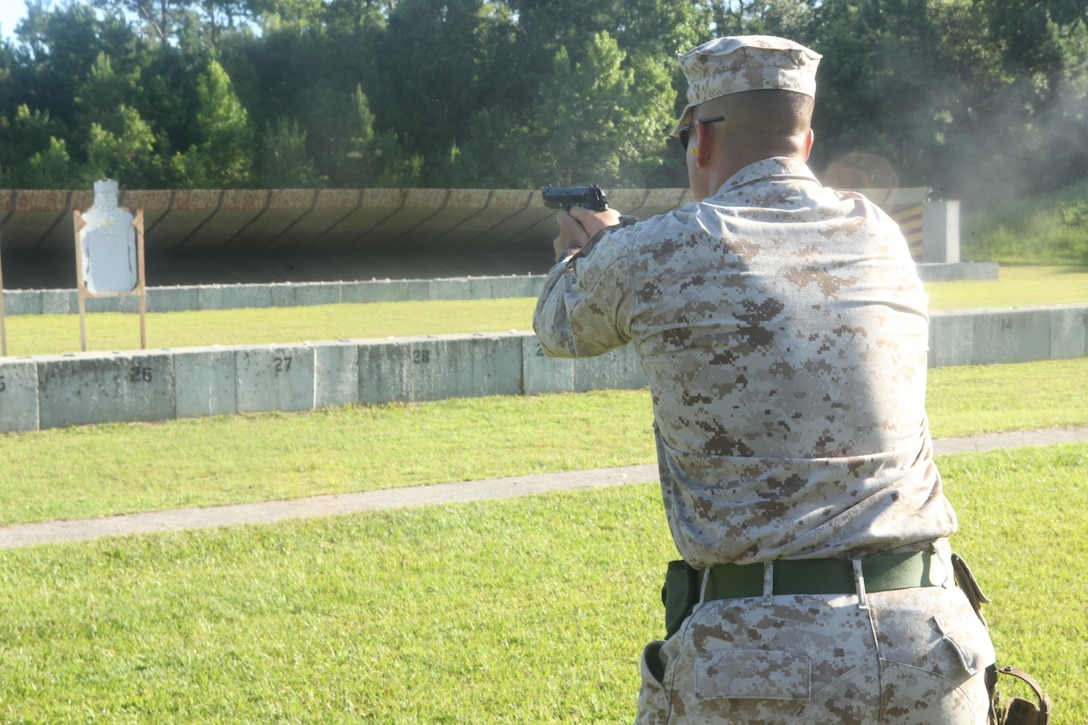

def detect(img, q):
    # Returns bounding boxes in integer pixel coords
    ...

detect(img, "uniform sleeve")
[531,228,634,358]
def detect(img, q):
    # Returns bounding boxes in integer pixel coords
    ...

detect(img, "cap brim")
[670,105,694,137]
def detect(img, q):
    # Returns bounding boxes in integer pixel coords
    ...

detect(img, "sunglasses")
[677,116,725,151]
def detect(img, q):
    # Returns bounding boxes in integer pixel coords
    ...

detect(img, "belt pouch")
[662,559,701,639]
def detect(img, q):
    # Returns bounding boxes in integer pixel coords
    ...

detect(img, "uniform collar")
[715,156,819,196]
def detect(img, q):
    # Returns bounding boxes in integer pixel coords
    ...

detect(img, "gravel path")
[3,426,1086,549]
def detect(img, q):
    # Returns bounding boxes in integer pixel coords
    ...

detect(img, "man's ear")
[802,128,814,160]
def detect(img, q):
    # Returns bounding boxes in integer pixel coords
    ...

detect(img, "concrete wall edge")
[1,304,1086,433]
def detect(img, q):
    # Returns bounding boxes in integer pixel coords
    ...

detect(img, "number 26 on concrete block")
[129,365,153,382]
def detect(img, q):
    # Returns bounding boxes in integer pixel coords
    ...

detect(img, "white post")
[922,200,960,264]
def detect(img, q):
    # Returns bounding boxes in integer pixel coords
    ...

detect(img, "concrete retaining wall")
[1,264,995,315]
[1,276,547,315]
[929,304,1088,367]
[1,303,1085,433]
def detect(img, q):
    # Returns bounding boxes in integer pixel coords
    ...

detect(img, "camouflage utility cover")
[671,36,822,135]
[533,157,957,567]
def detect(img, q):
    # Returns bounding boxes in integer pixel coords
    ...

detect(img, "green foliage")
[0,0,1086,196]
[529,33,675,186]
[180,58,254,186]
[256,116,326,187]
[23,136,80,188]
[85,105,164,187]
[0,104,68,186]
[963,179,1088,264]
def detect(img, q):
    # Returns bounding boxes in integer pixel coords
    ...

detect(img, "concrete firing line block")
[314,340,361,408]
[972,308,1052,365]
[85,296,122,313]
[406,334,523,401]
[403,280,431,301]
[269,283,297,307]
[467,276,546,299]
[339,281,368,304]
[37,350,176,429]
[41,289,75,314]
[292,282,343,307]
[0,358,40,432]
[467,277,497,299]
[929,311,975,368]
[235,344,316,413]
[223,284,275,310]
[428,277,473,300]
[521,334,575,395]
[343,280,410,303]
[1050,305,1088,359]
[519,276,546,298]
[916,262,998,282]
[202,284,273,310]
[149,286,201,313]
[358,338,412,404]
[117,295,142,314]
[13,275,553,316]
[574,343,647,392]
[174,346,238,418]
[196,285,226,310]
[2,290,42,316]
[478,276,545,299]
[339,281,365,304]
[466,277,495,299]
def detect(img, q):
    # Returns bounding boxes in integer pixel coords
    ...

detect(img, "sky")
[0,1,29,42]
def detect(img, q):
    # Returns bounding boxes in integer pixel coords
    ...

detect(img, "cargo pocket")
[934,608,996,678]
[635,641,670,725]
[695,648,812,701]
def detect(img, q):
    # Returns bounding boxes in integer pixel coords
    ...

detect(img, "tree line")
[1,0,1085,207]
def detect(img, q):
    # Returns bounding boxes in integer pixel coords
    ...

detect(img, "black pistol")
[542,185,609,212]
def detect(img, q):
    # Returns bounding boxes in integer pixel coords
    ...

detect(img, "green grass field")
[1,444,1084,722]
[1,265,1086,356]
[964,178,1088,265]
[1,358,1086,526]
[0,356,1086,721]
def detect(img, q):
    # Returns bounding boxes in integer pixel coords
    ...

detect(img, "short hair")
[700,89,814,139]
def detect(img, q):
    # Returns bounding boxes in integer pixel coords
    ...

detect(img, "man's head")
[673,36,821,199]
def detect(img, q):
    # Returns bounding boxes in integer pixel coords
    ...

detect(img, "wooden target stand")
[73,180,147,351]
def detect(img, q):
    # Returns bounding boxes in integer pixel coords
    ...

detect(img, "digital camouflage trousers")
[635,567,995,724]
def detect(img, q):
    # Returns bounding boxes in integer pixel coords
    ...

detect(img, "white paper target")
[79,180,138,294]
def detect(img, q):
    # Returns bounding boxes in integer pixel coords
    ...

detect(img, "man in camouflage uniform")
[533,36,996,724]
